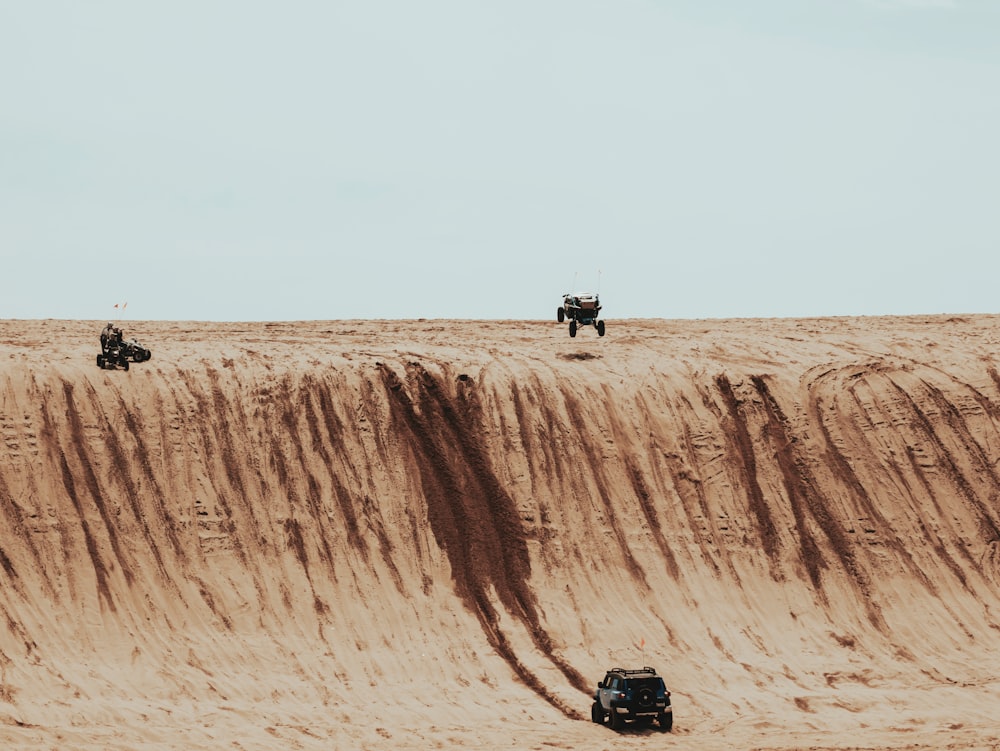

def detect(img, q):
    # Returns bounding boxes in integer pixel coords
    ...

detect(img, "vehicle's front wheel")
[569,320,577,338]
[597,320,605,336]
[97,355,104,368]
[591,702,604,724]
[557,307,565,323]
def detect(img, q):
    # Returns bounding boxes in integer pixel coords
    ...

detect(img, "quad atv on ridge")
[557,292,605,337]
[97,339,130,370]
[97,323,149,370]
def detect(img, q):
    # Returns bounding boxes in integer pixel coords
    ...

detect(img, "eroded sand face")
[2,316,1000,750]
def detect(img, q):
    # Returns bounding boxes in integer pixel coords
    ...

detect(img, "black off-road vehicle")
[97,325,150,370]
[98,325,129,371]
[591,666,672,732]
[97,345,129,370]
[557,292,605,337]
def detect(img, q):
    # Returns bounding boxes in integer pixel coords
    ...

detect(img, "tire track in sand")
[378,361,589,719]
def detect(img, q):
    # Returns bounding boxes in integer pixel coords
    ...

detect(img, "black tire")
[591,702,604,724]
[597,320,605,336]
[557,307,565,323]
[637,687,655,710]
[569,320,577,338]
[609,707,623,730]
[659,711,672,732]
[97,354,105,368]
[122,359,129,372]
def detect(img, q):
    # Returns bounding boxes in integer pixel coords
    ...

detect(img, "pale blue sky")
[2,1,998,321]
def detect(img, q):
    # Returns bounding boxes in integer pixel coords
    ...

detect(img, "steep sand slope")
[2,316,1000,750]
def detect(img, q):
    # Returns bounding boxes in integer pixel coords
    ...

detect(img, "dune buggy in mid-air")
[557,292,605,337]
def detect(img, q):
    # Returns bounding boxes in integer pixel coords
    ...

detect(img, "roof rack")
[609,666,658,676]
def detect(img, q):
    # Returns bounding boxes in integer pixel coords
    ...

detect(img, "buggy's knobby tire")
[122,359,129,372]
[597,320,605,337]
[659,711,672,732]
[97,355,104,368]
[557,307,565,323]
[569,320,577,338]
[591,702,604,724]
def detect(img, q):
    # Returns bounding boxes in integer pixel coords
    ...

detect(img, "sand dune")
[2,316,1000,750]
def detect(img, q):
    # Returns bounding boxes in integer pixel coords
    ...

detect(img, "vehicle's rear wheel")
[557,307,565,323]
[659,711,672,732]
[569,320,577,337]
[609,707,623,730]
[597,320,605,336]
[591,702,604,724]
